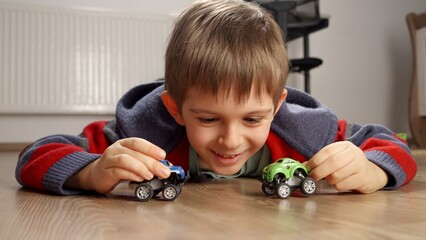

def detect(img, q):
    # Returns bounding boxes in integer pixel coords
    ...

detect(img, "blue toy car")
[132,160,188,201]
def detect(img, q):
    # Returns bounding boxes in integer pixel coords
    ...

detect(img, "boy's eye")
[244,117,262,125]
[198,118,217,124]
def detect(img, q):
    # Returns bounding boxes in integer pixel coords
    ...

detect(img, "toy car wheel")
[275,182,292,199]
[176,184,182,195]
[262,183,275,195]
[135,183,154,201]
[300,177,316,195]
[162,184,178,201]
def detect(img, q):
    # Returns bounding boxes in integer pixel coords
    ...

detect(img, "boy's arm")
[306,120,417,192]
[16,121,112,195]
[344,120,416,189]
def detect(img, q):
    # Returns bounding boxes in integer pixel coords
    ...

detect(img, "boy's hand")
[305,141,388,193]
[65,138,169,194]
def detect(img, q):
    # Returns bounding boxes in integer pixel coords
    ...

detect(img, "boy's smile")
[165,86,286,176]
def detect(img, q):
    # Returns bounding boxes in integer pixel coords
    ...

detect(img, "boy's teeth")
[217,153,237,158]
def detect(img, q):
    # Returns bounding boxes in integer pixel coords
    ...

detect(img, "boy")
[16,0,416,195]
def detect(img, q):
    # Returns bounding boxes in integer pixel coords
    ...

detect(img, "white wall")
[1,0,426,143]
[0,0,193,143]
[287,0,426,135]
[1,0,194,14]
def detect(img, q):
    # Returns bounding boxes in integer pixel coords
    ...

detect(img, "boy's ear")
[161,91,185,126]
[275,89,287,114]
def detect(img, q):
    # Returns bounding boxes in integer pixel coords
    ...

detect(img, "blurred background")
[0,0,425,147]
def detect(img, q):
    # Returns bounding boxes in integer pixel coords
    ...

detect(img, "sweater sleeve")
[336,120,417,190]
[15,121,117,195]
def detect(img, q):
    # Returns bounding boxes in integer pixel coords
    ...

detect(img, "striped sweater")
[16,81,417,195]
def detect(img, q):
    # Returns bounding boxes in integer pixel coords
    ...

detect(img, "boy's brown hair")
[165,0,288,110]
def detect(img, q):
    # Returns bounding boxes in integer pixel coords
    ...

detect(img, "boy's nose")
[218,124,243,149]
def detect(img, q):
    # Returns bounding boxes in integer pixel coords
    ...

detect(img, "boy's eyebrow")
[189,108,274,115]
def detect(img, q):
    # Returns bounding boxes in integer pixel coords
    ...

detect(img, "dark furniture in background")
[406,12,426,148]
[252,0,329,93]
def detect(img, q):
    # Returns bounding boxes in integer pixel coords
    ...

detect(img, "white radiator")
[0,3,172,114]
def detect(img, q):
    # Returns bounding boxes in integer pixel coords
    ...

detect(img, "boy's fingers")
[110,167,145,183]
[105,138,170,179]
[125,147,170,178]
[111,147,170,179]
[324,160,357,185]
[118,137,166,160]
[152,161,171,178]
[306,142,352,181]
[118,138,171,177]
[333,173,361,193]
[308,141,350,169]
[109,154,154,180]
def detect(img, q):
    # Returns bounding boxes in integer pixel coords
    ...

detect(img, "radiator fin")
[0,3,171,114]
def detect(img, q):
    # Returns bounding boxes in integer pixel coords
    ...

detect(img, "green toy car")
[260,158,316,199]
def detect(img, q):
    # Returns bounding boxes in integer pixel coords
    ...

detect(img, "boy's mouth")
[212,150,243,167]
[214,151,239,158]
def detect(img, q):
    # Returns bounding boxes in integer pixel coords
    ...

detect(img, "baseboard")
[0,143,30,152]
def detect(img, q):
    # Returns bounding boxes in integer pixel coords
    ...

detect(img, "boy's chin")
[210,165,243,176]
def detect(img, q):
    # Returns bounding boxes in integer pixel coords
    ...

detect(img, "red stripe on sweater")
[360,138,417,185]
[335,120,347,141]
[266,131,306,163]
[20,143,85,190]
[166,136,190,171]
[82,121,110,154]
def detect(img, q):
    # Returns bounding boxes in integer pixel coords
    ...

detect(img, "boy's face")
[162,86,286,176]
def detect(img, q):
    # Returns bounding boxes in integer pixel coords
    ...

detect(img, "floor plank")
[1,149,425,239]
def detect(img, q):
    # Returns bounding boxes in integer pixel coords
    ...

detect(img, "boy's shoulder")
[115,80,185,153]
[272,87,339,158]
[278,87,337,118]
[119,80,165,105]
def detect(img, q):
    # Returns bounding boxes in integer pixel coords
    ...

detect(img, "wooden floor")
[1,150,425,240]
